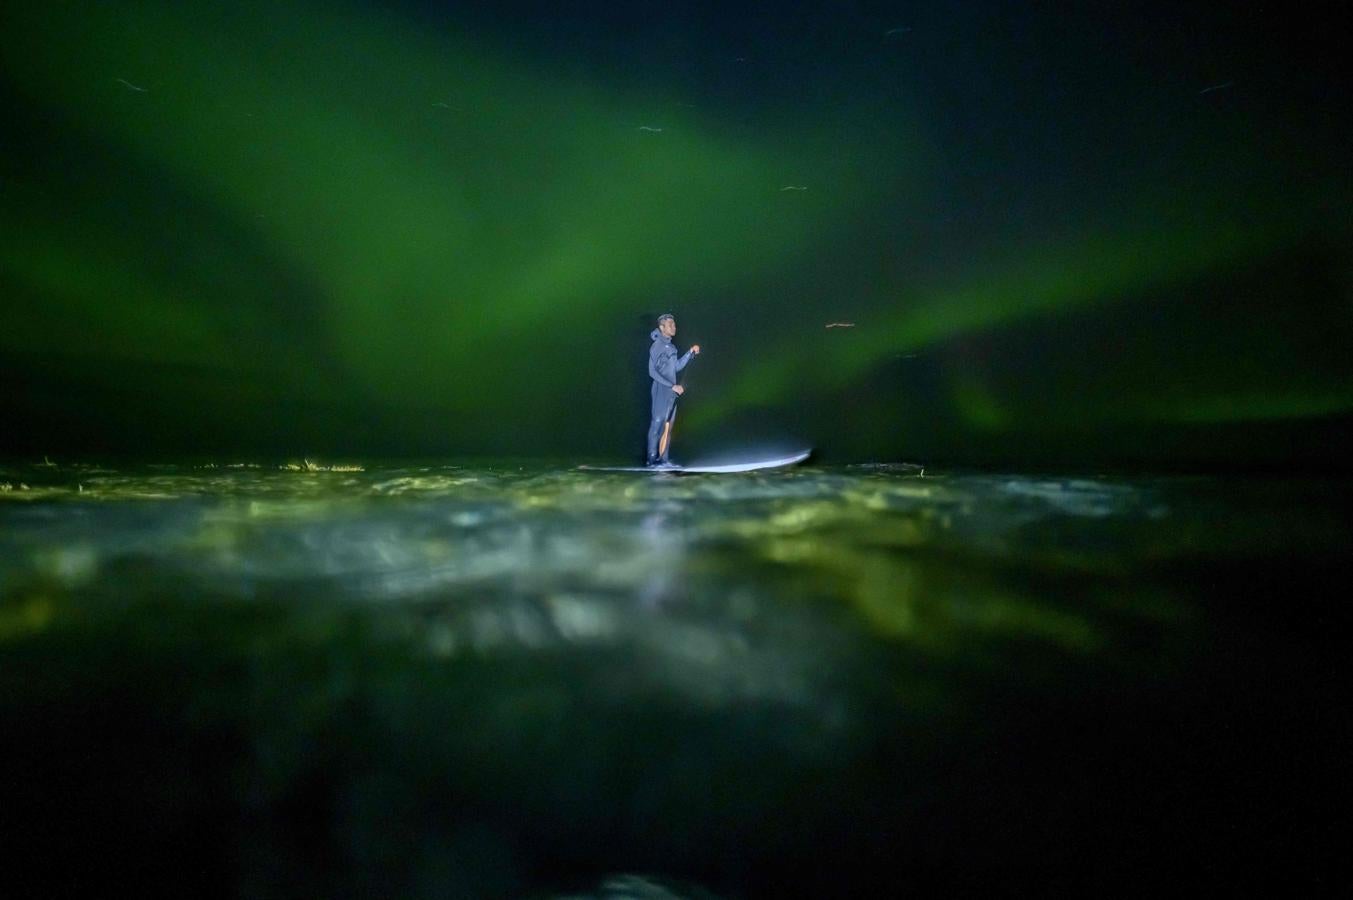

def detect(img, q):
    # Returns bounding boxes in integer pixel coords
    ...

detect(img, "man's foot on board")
[648,459,680,470]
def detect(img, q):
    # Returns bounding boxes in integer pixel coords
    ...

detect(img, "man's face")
[660,318,677,338]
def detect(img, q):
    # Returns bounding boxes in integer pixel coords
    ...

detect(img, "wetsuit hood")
[650,328,671,343]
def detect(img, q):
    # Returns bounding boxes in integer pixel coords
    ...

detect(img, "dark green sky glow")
[3,1,1350,465]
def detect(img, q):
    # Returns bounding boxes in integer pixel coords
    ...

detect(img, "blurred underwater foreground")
[1,460,1346,895]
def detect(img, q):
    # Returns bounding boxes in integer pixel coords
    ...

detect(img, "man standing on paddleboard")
[647,313,700,467]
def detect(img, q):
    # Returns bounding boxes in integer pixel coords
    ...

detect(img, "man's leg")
[646,390,672,465]
[658,402,678,463]
[646,413,663,465]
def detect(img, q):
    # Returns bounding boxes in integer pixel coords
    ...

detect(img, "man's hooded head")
[654,314,677,341]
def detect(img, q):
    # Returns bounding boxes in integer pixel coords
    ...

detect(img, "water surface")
[1,460,1344,894]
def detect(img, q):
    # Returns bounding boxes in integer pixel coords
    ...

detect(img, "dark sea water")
[1,460,1346,895]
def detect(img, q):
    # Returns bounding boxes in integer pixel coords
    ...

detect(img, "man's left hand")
[691,344,701,354]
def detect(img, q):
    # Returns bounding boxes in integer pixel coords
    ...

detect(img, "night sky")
[3,1,1350,467]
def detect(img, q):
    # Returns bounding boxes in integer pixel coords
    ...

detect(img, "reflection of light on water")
[4,460,1343,895]
[33,545,100,586]
[996,477,1148,518]
[0,465,1266,669]
[547,594,620,641]
[0,595,55,638]
[0,466,1183,671]
[557,873,721,899]
[637,509,683,609]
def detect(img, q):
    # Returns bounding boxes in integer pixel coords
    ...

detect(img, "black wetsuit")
[647,328,696,464]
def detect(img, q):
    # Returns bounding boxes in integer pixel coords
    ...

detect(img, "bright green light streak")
[691,214,1289,429]
[1,210,233,368]
[3,0,920,414]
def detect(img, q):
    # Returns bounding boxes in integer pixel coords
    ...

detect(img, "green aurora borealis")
[3,1,1351,465]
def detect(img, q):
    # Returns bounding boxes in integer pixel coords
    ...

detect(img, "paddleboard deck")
[579,449,811,474]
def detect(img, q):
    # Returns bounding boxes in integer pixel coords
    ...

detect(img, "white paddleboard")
[578,449,812,474]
